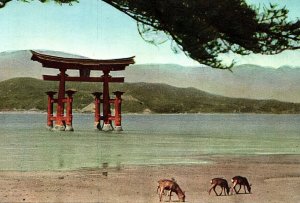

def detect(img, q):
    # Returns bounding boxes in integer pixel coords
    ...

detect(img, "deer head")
[179,191,185,202]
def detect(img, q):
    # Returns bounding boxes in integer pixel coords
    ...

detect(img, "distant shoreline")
[1,110,300,115]
[2,77,300,114]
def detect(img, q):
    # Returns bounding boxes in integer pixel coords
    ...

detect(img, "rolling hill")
[1,77,300,114]
[1,50,300,103]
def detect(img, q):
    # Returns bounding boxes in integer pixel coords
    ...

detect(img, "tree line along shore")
[1,77,300,114]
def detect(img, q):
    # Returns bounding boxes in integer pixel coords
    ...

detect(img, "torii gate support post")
[54,69,67,131]
[92,92,102,130]
[113,91,124,131]
[102,70,113,131]
[46,91,57,130]
[65,90,77,131]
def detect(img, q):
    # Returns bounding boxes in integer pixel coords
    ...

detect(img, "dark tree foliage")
[102,0,300,69]
[0,0,11,7]
[1,0,300,69]
[0,0,77,8]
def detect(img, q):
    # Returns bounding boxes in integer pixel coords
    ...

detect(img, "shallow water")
[0,113,299,171]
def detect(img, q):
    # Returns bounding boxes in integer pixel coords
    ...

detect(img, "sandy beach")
[0,155,299,203]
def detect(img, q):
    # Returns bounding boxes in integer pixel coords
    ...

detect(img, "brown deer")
[157,179,185,202]
[231,176,252,194]
[208,178,230,196]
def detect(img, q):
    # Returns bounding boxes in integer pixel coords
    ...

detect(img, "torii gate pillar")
[46,91,57,129]
[102,70,113,131]
[113,91,124,131]
[54,69,67,131]
[92,92,102,130]
[65,90,77,131]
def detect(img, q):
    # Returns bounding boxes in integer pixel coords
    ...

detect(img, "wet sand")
[0,155,299,203]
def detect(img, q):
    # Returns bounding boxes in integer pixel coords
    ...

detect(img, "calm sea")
[0,113,299,171]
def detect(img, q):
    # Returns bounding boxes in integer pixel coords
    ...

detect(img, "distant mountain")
[1,50,300,103]
[123,64,300,103]
[0,50,87,81]
[1,77,300,114]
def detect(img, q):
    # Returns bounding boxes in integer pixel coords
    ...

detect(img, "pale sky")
[0,0,299,67]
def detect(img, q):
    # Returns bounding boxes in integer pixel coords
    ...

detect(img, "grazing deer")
[157,179,185,202]
[208,178,230,196]
[156,178,176,196]
[231,176,252,194]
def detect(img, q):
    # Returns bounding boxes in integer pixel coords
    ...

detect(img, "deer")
[231,176,252,194]
[157,179,185,202]
[208,178,230,196]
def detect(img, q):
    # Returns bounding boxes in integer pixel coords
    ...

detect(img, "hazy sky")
[0,0,299,67]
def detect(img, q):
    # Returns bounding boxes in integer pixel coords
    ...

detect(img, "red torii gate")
[31,51,135,131]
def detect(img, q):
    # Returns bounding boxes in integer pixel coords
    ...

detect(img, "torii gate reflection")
[31,51,135,131]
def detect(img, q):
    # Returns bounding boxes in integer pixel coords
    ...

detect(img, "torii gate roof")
[31,50,135,71]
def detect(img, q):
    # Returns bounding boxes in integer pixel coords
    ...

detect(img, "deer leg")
[218,186,223,196]
[244,185,247,193]
[159,187,164,202]
[220,187,223,196]
[226,187,230,195]
[208,184,216,195]
[213,187,219,196]
[169,190,172,202]
[168,189,171,197]
[222,187,226,196]
[236,184,241,194]
[162,189,167,196]
[231,182,238,194]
